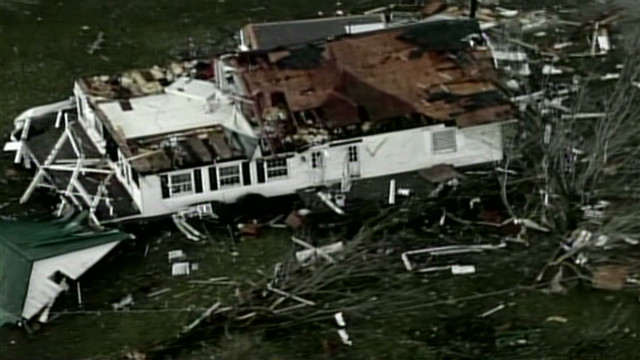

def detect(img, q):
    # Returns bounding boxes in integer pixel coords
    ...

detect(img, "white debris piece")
[542,64,563,75]
[317,192,345,215]
[112,294,134,310]
[492,50,528,62]
[397,188,411,197]
[600,73,620,81]
[546,316,568,323]
[388,179,396,205]
[3,141,20,152]
[496,7,518,17]
[506,79,520,90]
[597,28,611,53]
[451,265,476,275]
[334,312,346,327]
[295,240,344,266]
[544,124,552,144]
[479,303,506,318]
[553,42,574,50]
[338,329,352,346]
[168,249,185,262]
[480,21,499,31]
[172,262,191,276]
[515,218,550,232]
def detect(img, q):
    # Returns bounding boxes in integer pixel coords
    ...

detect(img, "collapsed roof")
[236,18,514,152]
[77,17,514,171]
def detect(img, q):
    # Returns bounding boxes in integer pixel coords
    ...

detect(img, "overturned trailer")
[4,14,515,225]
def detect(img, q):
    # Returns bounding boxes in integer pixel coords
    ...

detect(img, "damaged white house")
[4,16,515,224]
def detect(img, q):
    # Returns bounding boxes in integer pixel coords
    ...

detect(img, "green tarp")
[0,213,130,325]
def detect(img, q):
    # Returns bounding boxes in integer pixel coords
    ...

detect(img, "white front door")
[346,145,360,178]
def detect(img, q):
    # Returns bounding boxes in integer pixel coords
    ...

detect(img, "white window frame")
[432,129,457,154]
[266,158,288,180]
[169,171,194,197]
[218,164,242,189]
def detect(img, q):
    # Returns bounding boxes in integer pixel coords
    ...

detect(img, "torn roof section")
[0,213,131,325]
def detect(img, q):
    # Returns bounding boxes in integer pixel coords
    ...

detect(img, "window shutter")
[160,175,170,199]
[209,166,218,191]
[242,162,251,185]
[256,160,265,184]
[194,168,203,193]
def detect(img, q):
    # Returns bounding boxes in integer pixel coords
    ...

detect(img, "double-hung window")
[170,172,194,196]
[218,165,241,188]
[266,158,288,180]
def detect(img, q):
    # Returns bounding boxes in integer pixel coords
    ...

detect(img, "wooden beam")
[20,131,69,204]
[13,117,31,164]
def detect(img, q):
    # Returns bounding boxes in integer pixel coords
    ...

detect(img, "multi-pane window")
[432,129,457,154]
[311,152,322,168]
[170,172,193,196]
[347,146,358,162]
[218,165,241,188]
[266,158,288,179]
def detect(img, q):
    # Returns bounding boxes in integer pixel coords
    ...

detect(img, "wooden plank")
[186,137,213,163]
[209,132,233,159]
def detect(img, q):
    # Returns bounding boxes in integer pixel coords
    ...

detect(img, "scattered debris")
[401,243,505,272]
[147,288,172,298]
[337,328,352,346]
[451,264,477,275]
[593,265,630,291]
[87,31,104,55]
[112,294,134,311]
[419,164,463,183]
[479,303,506,318]
[172,214,205,242]
[546,316,569,324]
[172,262,191,276]
[295,240,344,266]
[168,250,186,262]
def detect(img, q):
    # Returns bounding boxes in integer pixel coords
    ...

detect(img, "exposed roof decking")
[239,19,514,134]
